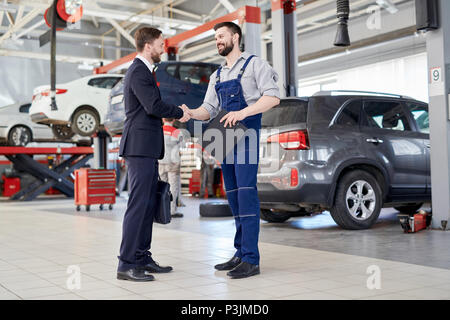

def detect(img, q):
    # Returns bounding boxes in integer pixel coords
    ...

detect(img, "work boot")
[214,256,241,271]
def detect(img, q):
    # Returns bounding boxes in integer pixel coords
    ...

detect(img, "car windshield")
[261,99,308,128]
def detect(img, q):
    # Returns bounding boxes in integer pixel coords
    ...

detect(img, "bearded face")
[145,34,164,64]
[215,27,236,57]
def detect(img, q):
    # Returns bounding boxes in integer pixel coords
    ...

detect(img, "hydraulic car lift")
[0,146,93,201]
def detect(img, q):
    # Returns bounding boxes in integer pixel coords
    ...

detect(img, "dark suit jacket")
[119,58,183,158]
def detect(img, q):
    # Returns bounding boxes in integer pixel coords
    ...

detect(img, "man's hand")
[220,110,247,128]
[179,104,192,123]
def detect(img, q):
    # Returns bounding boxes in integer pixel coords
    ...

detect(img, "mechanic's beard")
[151,51,161,64]
[218,42,234,56]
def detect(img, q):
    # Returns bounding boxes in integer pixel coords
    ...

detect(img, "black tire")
[260,209,291,223]
[199,201,232,217]
[52,124,75,140]
[330,170,383,230]
[72,108,100,137]
[7,126,32,146]
[76,138,93,147]
[86,205,90,212]
[394,203,423,215]
[99,204,104,210]
[76,205,80,211]
[109,204,113,210]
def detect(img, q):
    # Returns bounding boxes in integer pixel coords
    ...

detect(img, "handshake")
[178,104,193,123]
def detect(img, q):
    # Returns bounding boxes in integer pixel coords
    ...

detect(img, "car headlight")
[111,94,124,105]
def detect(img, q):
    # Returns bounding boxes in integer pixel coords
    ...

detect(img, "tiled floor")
[1,196,450,300]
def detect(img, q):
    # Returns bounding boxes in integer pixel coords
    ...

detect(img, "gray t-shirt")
[200,51,280,120]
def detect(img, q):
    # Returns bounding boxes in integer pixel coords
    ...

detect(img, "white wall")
[299,52,428,103]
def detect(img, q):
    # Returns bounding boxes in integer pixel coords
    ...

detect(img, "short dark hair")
[134,27,162,52]
[213,21,242,45]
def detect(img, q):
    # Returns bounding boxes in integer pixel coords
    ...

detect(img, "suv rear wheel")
[330,170,382,230]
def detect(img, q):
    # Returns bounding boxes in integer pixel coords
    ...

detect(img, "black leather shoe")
[214,256,241,271]
[227,262,260,279]
[117,268,155,282]
[138,261,173,273]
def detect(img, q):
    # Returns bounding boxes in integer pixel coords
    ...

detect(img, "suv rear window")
[261,100,308,128]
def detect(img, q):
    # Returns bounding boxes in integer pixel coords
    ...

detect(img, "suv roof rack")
[312,90,413,99]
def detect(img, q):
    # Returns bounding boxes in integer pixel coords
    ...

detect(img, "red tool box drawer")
[75,168,116,211]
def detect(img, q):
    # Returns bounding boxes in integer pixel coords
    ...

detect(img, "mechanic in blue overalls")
[187,22,280,279]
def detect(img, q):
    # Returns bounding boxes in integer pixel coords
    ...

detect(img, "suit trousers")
[118,156,158,272]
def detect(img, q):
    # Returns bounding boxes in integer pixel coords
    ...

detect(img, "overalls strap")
[216,67,222,83]
[237,55,255,81]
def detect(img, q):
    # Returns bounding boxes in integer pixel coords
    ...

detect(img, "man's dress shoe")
[138,261,173,273]
[227,262,260,279]
[117,268,155,282]
[214,256,241,271]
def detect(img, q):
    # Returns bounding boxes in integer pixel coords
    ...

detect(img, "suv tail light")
[267,130,310,150]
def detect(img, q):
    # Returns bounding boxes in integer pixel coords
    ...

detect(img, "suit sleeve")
[130,66,184,119]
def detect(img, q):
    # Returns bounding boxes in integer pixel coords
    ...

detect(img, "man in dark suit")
[117,27,191,282]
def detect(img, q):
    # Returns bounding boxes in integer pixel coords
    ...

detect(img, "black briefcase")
[154,179,172,224]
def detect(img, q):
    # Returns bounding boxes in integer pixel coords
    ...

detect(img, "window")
[405,103,429,134]
[179,64,211,86]
[363,101,411,131]
[336,100,362,126]
[19,103,31,113]
[165,64,177,78]
[88,77,122,89]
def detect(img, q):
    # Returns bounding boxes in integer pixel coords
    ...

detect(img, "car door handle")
[177,90,187,94]
[425,143,431,148]
[366,138,384,144]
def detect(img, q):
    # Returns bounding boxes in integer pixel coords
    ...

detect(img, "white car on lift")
[29,74,124,139]
[0,102,54,146]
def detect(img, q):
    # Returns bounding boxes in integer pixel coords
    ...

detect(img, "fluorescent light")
[376,0,399,14]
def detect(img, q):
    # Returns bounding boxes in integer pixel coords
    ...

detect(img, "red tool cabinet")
[1,175,20,197]
[75,168,116,211]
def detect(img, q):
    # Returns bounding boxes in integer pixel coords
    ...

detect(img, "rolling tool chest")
[75,168,116,211]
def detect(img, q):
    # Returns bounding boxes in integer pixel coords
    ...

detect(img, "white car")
[0,102,54,146]
[30,74,124,138]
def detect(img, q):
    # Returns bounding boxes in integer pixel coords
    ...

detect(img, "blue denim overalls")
[215,55,261,265]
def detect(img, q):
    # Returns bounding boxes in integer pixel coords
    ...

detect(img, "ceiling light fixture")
[376,0,399,14]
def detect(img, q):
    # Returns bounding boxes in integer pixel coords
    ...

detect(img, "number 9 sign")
[431,67,442,83]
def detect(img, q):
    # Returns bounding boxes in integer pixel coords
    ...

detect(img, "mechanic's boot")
[214,256,241,271]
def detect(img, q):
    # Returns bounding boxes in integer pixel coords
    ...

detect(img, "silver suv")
[257,91,430,229]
